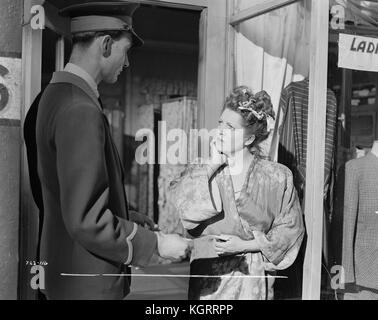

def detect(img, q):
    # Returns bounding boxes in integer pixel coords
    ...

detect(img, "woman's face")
[215,108,254,156]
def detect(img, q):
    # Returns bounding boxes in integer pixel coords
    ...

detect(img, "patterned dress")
[170,156,305,300]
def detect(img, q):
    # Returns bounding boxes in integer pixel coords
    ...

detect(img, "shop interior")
[327,20,378,300]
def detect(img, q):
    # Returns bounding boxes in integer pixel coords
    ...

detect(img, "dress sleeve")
[169,163,221,230]
[252,167,305,270]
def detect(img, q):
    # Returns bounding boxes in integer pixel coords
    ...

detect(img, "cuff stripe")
[124,223,138,265]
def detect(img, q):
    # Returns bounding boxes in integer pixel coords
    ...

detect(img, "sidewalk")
[126,261,190,300]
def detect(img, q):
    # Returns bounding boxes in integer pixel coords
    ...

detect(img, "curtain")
[133,104,156,220]
[158,97,198,237]
[235,0,311,160]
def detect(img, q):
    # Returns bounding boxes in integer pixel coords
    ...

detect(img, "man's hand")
[129,210,159,231]
[156,232,192,261]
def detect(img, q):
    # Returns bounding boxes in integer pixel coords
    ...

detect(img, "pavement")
[125,261,190,300]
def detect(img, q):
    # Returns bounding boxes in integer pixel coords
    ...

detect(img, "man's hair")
[71,30,131,49]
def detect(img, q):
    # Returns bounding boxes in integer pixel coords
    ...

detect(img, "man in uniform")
[28,1,189,300]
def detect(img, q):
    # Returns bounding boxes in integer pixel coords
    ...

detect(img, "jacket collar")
[50,71,102,111]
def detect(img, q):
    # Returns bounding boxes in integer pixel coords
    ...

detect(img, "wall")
[0,0,23,300]
[121,45,199,216]
[127,47,198,136]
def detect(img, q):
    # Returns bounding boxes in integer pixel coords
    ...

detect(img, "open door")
[135,0,231,130]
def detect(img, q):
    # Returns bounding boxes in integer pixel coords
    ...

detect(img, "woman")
[170,86,305,300]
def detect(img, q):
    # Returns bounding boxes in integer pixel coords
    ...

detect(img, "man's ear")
[245,134,255,147]
[101,35,113,58]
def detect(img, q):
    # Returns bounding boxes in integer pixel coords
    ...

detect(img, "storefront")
[9,0,377,300]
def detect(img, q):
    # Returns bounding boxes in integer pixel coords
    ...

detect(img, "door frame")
[229,0,330,300]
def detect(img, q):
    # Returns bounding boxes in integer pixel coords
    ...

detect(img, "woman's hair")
[223,85,275,156]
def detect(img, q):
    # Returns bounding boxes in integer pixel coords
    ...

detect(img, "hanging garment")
[276,78,337,299]
[278,78,337,199]
[278,78,337,256]
[342,152,378,293]
[158,98,198,238]
[135,104,156,220]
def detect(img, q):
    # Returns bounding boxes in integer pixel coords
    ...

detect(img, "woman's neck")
[228,148,254,175]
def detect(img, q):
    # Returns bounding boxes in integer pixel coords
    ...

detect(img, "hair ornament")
[266,115,275,132]
[238,99,265,121]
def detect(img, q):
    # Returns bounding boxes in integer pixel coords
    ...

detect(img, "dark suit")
[32,71,157,300]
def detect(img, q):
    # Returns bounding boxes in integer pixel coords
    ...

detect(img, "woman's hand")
[208,139,227,170]
[213,234,247,256]
[129,210,159,231]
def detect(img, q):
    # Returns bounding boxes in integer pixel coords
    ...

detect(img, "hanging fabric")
[158,97,198,239]
[235,0,311,160]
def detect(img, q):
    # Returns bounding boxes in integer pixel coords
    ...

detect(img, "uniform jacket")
[342,152,378,290]
[32,71,157,300]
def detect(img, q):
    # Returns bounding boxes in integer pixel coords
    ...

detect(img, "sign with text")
[338,34,378,72]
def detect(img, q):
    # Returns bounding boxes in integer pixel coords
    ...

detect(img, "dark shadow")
[23,92,46,300]
[329,163,346,268]
[187,211,225,238]
[274,229,307,300]
[23,93,44,256]
[188,255,250,300]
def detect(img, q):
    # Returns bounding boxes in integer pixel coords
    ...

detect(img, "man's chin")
[104,76,119,84]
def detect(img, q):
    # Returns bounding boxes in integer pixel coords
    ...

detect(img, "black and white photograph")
[0,0,377,306]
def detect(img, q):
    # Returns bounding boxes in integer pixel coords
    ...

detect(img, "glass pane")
[234,0,251,13]
[325,8,378,300]
[232,1,311,300]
